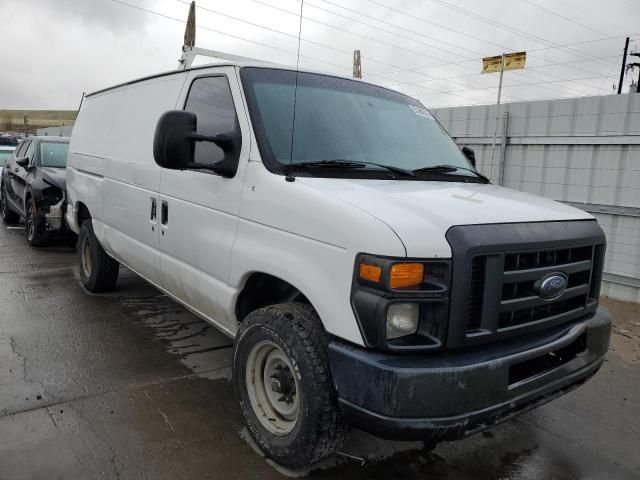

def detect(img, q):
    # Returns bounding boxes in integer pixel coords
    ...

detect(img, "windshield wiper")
[413,164,489,183]
[293,159,415,177]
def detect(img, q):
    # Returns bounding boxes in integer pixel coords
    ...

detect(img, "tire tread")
[78,219,119,292]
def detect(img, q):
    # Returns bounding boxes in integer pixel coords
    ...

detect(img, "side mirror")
[153,110,240,178]
[15,157,29,168]
[461,146,476,168]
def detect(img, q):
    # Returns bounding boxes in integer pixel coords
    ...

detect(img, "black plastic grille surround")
[446,221,606,349]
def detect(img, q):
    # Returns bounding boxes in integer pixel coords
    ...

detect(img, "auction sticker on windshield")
[409,105,435,119]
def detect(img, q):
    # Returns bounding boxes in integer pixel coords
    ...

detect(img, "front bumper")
[328,307,611,441]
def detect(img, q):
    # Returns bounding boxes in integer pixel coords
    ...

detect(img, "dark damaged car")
[0,136,70,246]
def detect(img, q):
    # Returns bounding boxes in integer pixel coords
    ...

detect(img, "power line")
[310,0,482,59]
[192,0,630,96]
[518,0,608,37]
[172,0,384,74]
[379,33,638,76]
[112,0,508,104]
[110,0,634,107]
[309,0,595,97]
[313,0,622,97]
[380,54,621,99]
[248,0,526,102]
[381,54,619,87]
[423,0,613,69]
[110,0,352,73]
[404,74,613,97]
[250,0,455,65]
[322,0,623,95]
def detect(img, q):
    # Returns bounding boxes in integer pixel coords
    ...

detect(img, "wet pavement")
[0,223,638,480]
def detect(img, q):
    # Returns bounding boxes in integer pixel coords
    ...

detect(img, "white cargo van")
[66,60,611,468]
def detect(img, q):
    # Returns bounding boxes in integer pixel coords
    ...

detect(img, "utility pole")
[617,37,630,94]
[481,51,525,182]
[489,54,505,182]
[353,50,362,79]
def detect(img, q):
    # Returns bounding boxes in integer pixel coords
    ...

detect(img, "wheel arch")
[235,271,313,324]
[75,201,92,226]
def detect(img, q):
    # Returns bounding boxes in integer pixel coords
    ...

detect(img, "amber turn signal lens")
[359,263,382,283]
[390,263,424,288]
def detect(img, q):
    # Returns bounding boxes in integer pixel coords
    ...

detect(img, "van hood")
[298,178,593,258]
[40,167,66,190]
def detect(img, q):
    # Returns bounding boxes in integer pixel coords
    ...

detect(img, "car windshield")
[0,150,14,166]
[240,67,474,178]
[40,142,69,168]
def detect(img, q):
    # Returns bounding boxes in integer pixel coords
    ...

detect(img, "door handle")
[161,201,168,226]
[150,198,157,231]
[150,198,157,221]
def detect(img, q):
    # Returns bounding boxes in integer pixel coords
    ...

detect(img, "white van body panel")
[68,73,188,286]
[230,161,406,344]
[294,178,594,258]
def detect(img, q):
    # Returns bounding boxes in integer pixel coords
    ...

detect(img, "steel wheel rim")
[246,340,300,436]
[81,234,92,278]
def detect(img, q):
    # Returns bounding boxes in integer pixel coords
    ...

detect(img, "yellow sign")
[482,52,526,74]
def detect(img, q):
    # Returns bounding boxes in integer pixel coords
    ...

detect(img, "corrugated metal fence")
[432,93,640,303]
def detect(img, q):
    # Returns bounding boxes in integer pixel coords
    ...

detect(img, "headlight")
[386,303,419,339]
[351,254,451,352]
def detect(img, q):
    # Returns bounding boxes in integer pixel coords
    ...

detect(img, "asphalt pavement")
[0,223,638,480]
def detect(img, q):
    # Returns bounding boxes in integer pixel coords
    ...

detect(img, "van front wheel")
[78,219,119,292]
[233,303,345,469]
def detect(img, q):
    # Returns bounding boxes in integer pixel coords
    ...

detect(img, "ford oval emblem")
[535,272,568,299]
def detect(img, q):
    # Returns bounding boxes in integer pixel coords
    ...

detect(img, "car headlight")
[351,254,451,352]
[386,303,419,339]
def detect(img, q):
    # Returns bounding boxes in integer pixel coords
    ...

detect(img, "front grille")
[466,243,603,337]
[499,245,595,330]
[466,256,486,331]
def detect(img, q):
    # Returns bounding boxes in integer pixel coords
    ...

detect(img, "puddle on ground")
[117,292,233,380]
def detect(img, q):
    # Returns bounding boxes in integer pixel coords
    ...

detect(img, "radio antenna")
[285,0,304,182]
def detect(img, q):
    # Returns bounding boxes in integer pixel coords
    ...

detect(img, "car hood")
[40,167,67,190]
[297,178,593,258]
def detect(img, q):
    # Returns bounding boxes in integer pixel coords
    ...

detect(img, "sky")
[1,0,639,110]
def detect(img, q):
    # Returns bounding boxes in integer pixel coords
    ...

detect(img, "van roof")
[85,59,370,98]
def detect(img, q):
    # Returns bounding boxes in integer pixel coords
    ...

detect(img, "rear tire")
[233,303,345,469]
[25,197,49,247]
[78,219,119,292]
[0,183,20,224]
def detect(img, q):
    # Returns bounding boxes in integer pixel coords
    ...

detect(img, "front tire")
[233,303,345,469]
[25,197,49,246]
[78,219,119,292]
[1,183,20,224]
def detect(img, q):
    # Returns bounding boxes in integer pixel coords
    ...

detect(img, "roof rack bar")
[178,46,265,70]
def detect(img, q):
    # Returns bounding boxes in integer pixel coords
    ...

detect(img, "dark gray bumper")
[328,307,611,441]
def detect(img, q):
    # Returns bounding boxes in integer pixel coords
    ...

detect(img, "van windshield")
[40,142,69,168]
[240,67,475,179]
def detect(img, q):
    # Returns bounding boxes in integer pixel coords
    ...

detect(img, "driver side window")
[183,75,238,166]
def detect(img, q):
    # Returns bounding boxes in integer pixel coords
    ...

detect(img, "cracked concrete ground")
[0,223,638,480]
